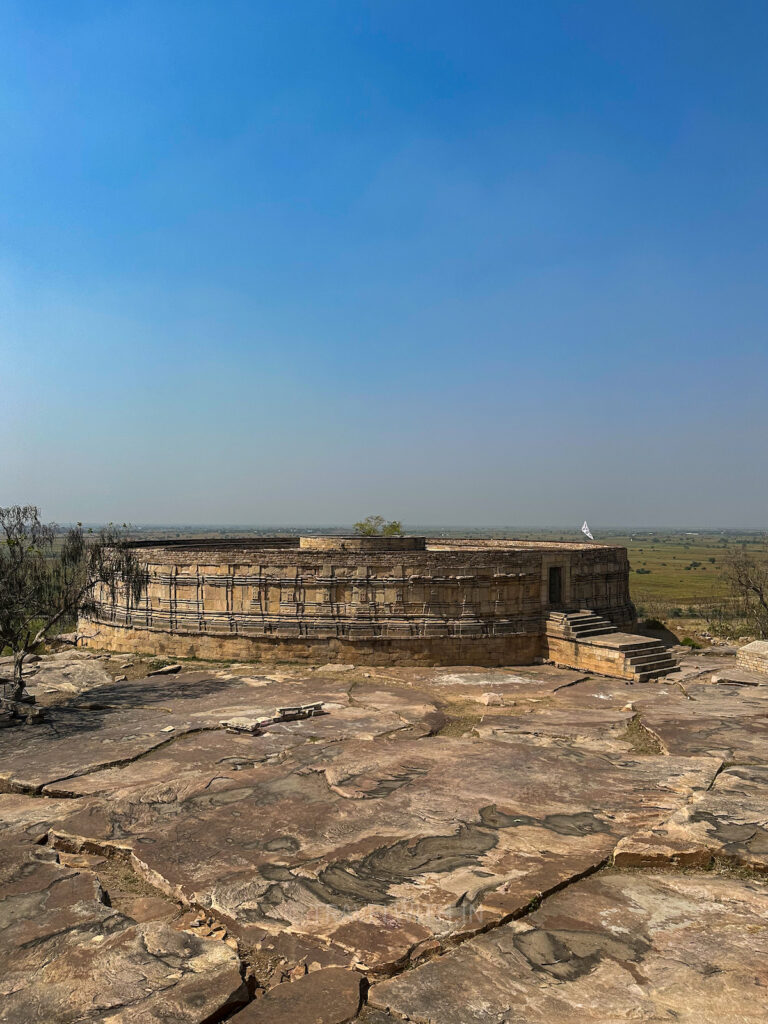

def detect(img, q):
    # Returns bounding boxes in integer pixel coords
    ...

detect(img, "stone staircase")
[618,639,679,683]
[546,610,678,683]
[546,610,618,640]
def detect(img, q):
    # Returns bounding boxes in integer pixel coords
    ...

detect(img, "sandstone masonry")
[78,535,636,667]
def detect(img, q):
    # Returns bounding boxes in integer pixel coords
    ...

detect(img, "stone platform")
[1,645,767,1023]
[546,609,678,681]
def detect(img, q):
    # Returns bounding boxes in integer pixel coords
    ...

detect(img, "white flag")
[581,521,594,541]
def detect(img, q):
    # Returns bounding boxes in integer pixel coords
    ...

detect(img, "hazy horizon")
[52,521,768,534]
[3,2,767,528]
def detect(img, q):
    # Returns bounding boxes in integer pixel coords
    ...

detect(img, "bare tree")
[722,545,768,639]
[354,515,403,537]
[0,506,145,705]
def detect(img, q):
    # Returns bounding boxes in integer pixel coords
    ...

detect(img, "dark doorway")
[548,566,563,606]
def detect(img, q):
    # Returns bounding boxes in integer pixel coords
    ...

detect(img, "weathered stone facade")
[78,535,635,666]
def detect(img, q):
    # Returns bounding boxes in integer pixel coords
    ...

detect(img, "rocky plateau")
[1,645,767,1022]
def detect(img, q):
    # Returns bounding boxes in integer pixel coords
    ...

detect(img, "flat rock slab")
[638,679,768,762]
[370,664,587,699]
[0,833,247,1024]
[0,671,239,791]
[7,648,768,1021]
[48,735,719,972]
[475,706,635,753]
[2,651,115,698]
[40,729,299,798]
[0,671,424,793]
[615,763,768,868]
[555,675,768,761]
[0,792,81,839]
[369,871,768,1023]
[711,667,768,686]
[230,968,363,1024]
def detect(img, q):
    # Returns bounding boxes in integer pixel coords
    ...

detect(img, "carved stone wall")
[78,536,634,666]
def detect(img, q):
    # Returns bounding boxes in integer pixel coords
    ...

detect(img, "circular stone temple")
[78,535,635,666]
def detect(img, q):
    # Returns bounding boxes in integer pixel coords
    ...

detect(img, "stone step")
[626,653,671,667]
[547,618,677,680]
[626,647,675,663]
[631,653,677,669]
[635,665,679,683]
[547,609,677,682]
[569,624,617,636]
[629,657,678,674]
[549,611,618,633]
[546,626,618,641]
[547,610,608,622]
[614,641,667,655]
[625,646,672,662]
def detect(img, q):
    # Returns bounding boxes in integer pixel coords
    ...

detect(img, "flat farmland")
[610,532,766,613]
[501,528,767,619]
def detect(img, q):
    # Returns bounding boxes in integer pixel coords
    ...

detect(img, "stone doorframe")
[540,553,572,610]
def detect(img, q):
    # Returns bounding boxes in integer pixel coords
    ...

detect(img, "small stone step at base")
[632,661,677,676]
[627,652,678,667]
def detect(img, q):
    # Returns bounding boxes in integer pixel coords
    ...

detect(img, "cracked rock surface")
[0,829,247,1023]
[369,871,768,1023]
[1,649,768,1021]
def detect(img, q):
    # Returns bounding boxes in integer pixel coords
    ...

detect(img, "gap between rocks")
[621,712,668,755]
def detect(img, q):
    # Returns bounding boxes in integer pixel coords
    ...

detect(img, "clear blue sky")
[2,1,766,527]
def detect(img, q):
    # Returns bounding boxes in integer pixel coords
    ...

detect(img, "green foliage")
[681,637,702,648]
[353,515,403,537]
[0,506,146,700]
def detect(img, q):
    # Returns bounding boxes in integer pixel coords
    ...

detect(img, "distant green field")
[508,528,767,620]
[616,534,742,612]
